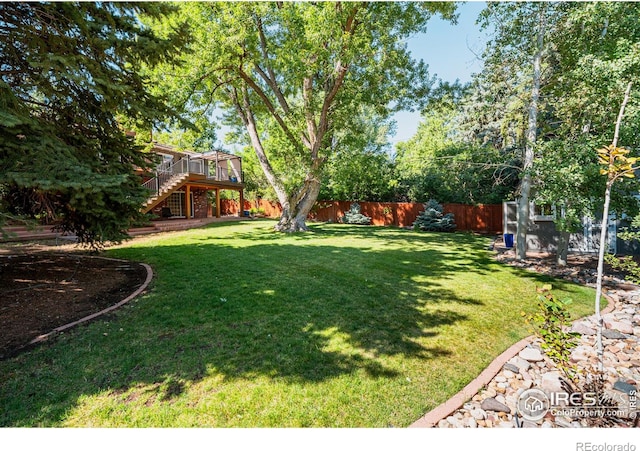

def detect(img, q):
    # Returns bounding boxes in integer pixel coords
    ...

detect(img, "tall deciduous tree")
[320,107,397,202]
[479,2,555,260]
[0,2,186,247]
[594,83,636,372]
[532,2,640,265]
[396,91,519,205]
[147,2,456,232]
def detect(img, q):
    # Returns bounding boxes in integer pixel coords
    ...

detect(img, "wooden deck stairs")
[142,173,189,214]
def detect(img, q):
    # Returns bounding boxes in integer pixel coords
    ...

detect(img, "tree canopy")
[0,2,186,247]
[146,1,457,231]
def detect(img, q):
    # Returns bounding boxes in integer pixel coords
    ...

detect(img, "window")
[532,203,555,221]
[166,192,184,217]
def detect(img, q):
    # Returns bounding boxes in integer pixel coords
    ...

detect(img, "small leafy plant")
[249,207,266,216]
[523,286,580,381]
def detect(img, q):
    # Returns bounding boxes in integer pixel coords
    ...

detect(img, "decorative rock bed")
[433,272,639,428]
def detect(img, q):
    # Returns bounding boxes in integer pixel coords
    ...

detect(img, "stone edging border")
[409,292,616,428]
[26,256,153,348]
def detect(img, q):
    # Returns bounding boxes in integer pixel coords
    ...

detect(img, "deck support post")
[185,184,191,219]
[215,188,221,218]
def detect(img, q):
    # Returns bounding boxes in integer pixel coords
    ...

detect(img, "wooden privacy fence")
[221,199,503,233]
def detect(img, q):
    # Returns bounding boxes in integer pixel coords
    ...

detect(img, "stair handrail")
[143,158,189,196]
[142,176,159,195]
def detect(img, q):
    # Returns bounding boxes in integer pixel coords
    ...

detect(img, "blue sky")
[390,1,488,145]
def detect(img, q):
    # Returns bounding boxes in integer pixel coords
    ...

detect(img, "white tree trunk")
[594,183,612,372]
[557,230,570,266]
[234,87,323,233]
[275,179,321,232]
[516,7,545,260]
[594,81,633,372]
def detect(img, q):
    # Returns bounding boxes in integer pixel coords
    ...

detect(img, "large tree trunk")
[515,172,532,260]
[233,85,321,232]
[228,7,358,234]
[557,230,570,266]
[275,178,321,232]
[516,7,545,260]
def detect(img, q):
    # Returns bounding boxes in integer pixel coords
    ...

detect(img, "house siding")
[502,201,639,255]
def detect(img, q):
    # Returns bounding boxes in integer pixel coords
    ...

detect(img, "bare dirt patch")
[0,253,148,359]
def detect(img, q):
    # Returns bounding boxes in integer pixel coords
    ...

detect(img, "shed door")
[503,201,518,235]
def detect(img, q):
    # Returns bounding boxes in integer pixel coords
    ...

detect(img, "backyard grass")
[0,220,598,427]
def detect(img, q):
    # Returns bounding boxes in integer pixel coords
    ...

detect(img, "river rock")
[483,387,497,398]
[504,362,520,373]
[481,397,511,413]
[607,321,634,335]
[614,379,637,395]
[602,329,627,339]
[571,345,593,362]
[572,322,596,335]
[541,371,563,394]
[470,408,486,420]
[508,356,531,371]
[554,417,574,428]
[519,347,544,362]
[447,416,463,427]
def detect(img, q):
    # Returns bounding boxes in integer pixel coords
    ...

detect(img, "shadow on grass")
[0,223,589,426]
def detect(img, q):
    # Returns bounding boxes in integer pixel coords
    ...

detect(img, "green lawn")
[0,220,597,427]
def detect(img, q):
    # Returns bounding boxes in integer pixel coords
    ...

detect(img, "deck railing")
[143,158,189,196]
[142,156,242,197]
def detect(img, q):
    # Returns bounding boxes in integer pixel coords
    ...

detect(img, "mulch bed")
[494,248,635,288]
[0,254,148,359]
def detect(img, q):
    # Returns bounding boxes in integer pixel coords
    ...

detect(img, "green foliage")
[249,207,266,216]
[145,2,458,229]
[523,288,580,380]
[341,203,371,225]
[0,3,187,248]
[395,94,519,205]
[606,213,640,285]
[535,3,640,211]
[549,3,640,145]
[533,140,606,234]
[320,107,398,202]
[412,200,456,232]
[605,253,640,285]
